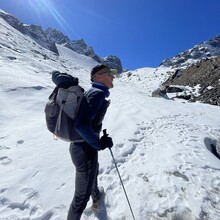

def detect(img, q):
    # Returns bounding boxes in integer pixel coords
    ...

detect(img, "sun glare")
[26,0,48,13]
[25,0,72,32]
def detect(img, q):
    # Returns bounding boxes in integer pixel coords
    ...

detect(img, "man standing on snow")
[67,64,117,220]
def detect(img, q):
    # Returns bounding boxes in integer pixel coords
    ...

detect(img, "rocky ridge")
[44,28,100,62]
[160,35,220,69]
[0,9,122,72]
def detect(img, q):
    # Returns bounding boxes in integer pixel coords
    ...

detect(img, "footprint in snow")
[0,145,10,150]
[0,156,12,165]
[0,188,7,194]
[128,136,144,142]
[120,144,136,157]
[17,140,24,145]
[169,170,189,182]
[137,173,149,182]
[55,183,66,190]
[115,143,124,148]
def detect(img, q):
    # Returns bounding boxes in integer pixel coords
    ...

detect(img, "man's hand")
[100,130,113,150]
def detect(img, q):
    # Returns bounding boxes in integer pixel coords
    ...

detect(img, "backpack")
[44,71,84,142]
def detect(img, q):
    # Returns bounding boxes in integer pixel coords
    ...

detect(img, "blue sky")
[0,0,220,70]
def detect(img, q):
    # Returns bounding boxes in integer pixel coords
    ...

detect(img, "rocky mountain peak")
[45,27,69,45]
[209,35,220,47]
[0,9,122,72]
[102,55,123,73]
[44,27,122,72]
[160,34,220,69]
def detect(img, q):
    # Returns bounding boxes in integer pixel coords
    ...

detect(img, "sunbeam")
[24,0,77,37]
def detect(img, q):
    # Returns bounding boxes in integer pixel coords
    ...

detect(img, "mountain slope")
[0,9,122,72]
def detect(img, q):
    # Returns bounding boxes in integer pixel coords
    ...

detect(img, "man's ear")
[93,74,102,82]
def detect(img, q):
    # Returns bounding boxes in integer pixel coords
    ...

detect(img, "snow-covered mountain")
[160,35,220,69]
[0,9,220,220]
[119,36,220,106]
[0,9,122,73]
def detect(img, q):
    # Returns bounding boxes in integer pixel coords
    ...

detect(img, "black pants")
[67,142,99,220]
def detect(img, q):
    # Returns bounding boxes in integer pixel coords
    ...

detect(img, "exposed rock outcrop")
[162,56,220,106]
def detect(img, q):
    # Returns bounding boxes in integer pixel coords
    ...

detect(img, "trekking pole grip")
[103,129,108,137]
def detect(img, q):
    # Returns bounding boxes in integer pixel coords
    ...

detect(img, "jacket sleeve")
[75,91,105,150]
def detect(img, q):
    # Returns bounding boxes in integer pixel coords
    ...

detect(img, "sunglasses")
[100,72,115,77]
[92,68,117,80]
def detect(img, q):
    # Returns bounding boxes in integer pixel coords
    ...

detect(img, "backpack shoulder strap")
[48,86,59,100]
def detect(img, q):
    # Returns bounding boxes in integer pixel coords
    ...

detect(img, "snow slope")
[1,17,220,220]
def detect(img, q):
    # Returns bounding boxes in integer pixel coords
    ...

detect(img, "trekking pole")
[103,130,136,220]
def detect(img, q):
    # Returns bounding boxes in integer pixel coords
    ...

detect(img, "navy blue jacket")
[75,83,110,150]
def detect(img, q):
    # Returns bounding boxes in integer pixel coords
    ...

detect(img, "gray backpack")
[45,71,84,142]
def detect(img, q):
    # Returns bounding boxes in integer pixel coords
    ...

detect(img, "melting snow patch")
[207,86,214,90]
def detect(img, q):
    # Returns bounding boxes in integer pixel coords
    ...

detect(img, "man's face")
[102,73,114,88]
[94,73,115,89]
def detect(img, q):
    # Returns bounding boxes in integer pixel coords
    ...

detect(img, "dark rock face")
[162,56,220,106]
[45,28,100,62]
[25,25,59,54]
[0,10,25,34]
[102,55,123,73]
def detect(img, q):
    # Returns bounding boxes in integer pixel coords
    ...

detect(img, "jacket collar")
[92,82,110,98]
